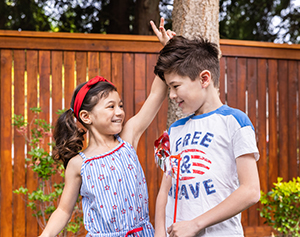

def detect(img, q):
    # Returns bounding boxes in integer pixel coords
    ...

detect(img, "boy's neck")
[194,101,223,116]
[194,87,223,116]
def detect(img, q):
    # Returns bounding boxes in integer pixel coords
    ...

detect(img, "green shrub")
[259,177,300,237]
[13,107,83,237]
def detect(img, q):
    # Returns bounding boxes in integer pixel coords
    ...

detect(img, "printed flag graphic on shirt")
[171,149,212,181]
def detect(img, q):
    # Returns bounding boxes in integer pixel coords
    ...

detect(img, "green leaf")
[12,107,83,235]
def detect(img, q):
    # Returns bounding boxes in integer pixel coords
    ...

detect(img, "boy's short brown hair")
[154,35,220,88]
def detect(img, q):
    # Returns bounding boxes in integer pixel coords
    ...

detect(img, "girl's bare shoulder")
[65,154,83,176]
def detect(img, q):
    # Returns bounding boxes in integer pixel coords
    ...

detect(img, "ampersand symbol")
[181,155,191,173]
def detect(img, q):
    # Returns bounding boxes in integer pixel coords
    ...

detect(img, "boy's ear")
[199,70,211,88]
[79,110,92,125]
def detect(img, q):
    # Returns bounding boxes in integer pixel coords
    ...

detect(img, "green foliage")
[259,177,300,236]
[0,0,168,35]
[12,107,83,237]
[219,0,300,43]
[2,0,300,42]
[0,0,51,31]
[56,108,67,115]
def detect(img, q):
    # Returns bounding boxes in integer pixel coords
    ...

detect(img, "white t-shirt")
[165,105,259,237]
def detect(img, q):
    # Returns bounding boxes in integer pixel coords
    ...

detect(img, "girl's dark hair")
[154,35,220,87]
[52,81,117,168]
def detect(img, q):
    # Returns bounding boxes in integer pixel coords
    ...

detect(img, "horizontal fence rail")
[1,30,300,237]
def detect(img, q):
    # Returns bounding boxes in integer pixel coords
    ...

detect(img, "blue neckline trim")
[168,105,254,133]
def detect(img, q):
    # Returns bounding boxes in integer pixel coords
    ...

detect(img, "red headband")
[73,76,115,119]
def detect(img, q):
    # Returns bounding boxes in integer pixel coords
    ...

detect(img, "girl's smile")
[89,91,125,135]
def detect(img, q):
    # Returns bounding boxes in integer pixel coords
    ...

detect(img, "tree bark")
[134,0,160,35]
[166,0,220,128]
[172,0,219,44]
[107,0,132,34]
[107,0,160,35]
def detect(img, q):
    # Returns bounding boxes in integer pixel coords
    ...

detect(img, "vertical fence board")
[51,51,63,122]
[278,60,289,181]
[0,49,13,237]
[75,51,88,149]
[38,50,51,234]
[287,60,298,179]
[51,51,63,188]
[135,53,146,171]
[247,58,258,129]
[99,52,111,81]
[145,53,159,225]
[247,58,259,227]
[13,50,26,237]
[219,57,226,104]
[39,50,51,119]
[26,50,39,236]
[227,57,237,107]
[256,59,268,226]
[257,59,268,192]
[267,59,279,189]
[76,52,87,85]
[111,53,123,97]
[236,58,246,112]
[64,51,75,109]
[123,53,135,123]
[88,52,99,79]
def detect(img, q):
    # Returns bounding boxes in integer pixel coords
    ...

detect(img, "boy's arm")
[38,156,82,237]
[121,75,167,149]
[167,153,260,237]
[155,174,172,237]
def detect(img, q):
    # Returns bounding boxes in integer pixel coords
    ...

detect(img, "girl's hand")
[150,17,176,46]
[167,219,200,237]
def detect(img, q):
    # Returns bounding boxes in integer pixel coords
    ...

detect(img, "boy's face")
[165,72,208,116]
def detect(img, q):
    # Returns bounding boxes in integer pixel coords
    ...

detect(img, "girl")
[39,18,173,237]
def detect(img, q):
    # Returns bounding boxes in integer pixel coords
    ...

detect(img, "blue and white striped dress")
[79,136,154,237]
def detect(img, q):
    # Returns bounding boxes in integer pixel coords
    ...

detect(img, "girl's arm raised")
[121,75,167,150]
[120,18,172,149]
[39,155,82,237]
[150,17,176,46]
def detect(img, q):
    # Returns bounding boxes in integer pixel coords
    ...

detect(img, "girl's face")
[89,90,125,135]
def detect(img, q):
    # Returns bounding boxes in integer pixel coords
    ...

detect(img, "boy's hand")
[167,219,199,237]
[150,17,176,46]
[154,231,167,237]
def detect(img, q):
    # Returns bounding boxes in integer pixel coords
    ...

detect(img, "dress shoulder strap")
[115,135,122,143]
[78,151,86,159]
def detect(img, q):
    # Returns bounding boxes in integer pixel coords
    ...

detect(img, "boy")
[153,36,260,237]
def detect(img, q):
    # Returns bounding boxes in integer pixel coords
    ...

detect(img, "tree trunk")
[107,0,160,35]
[134,0,160,35]
[172,0,219,44]
[0,0,8,29]
[107,0,132,34]
[166,0,220,128]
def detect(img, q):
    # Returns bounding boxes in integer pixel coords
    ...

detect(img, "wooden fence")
[1,30,300,237]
